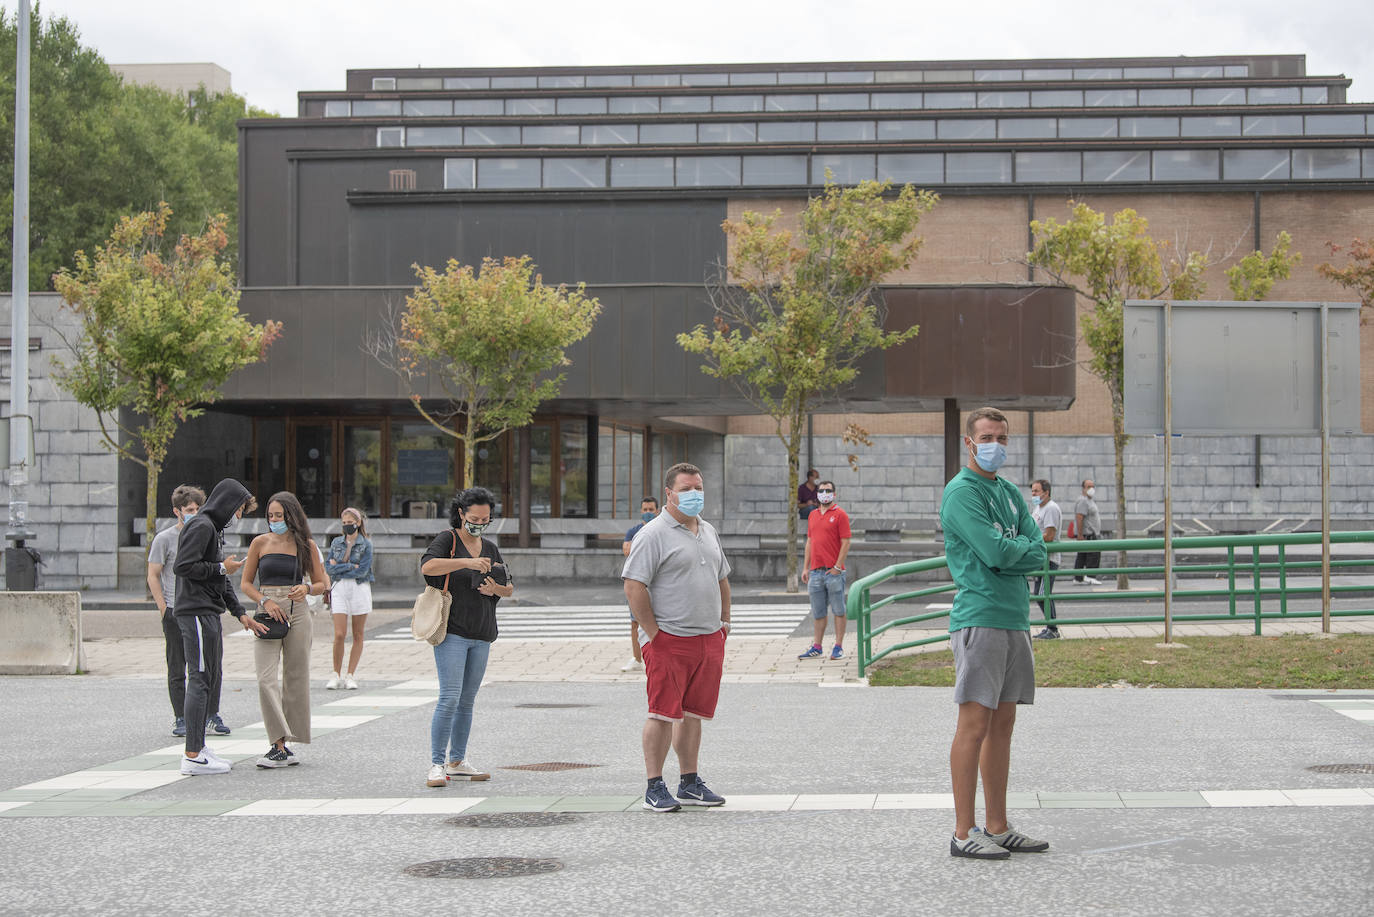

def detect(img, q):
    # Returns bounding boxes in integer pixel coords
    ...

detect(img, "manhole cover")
[403,857,563,879]
[446,812,582,829]
[502,761,602,772]
[515,703,591,709]
[1306,763,1374,775]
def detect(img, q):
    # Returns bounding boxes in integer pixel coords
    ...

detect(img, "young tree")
[381,255,601,486]
[679,180,937,591]
[1227,231,1301,300]
[1318,238,1374,313]
[51,204,281,550]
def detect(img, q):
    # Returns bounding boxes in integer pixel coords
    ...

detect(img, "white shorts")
[330,578,373,616]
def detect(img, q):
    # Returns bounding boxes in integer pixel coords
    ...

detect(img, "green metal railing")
[845,531,1374,677]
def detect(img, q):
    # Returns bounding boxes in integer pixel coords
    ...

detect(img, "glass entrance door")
[290,422,334,517]
[341,423,383,517]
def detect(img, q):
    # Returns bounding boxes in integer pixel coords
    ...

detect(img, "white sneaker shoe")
[200,745,230,765]
[425,764,448,788]
[325,673,342,690]
[343,673,359,690]
[1084,577,1104,586]
[620,658,643,672]
[445,759,491,781]
[181,754,230,776]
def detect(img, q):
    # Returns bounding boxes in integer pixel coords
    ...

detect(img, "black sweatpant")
[161,608,186,719]
[1073,535,1101,581]
[177,614,223,756]
[1033,560,1059,630]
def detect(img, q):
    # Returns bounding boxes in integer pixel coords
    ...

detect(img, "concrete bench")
[0,592,84,674]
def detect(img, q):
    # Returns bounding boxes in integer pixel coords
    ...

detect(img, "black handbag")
[254,606,291,639]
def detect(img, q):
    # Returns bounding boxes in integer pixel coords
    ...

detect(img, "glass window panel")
[1024,68,1072,80]
[877,152,943,184]
[1031,90,1083,108]
[640,123,697,144]
[924,91,976,109]
[758,121,816,142]
[1151,149,1219,181]
[817,93,868,111]
[730,72,777,86]
[681,72,728,86]
[611,156,674,187]
[1083,150,1149,182]
[1121,116,1179,138]
[1180,115,1240,137]
[875,69,922,83]
[465,125,520,145]
[998,118,1057,139]
[492,76,537,89]
[610,96,659,114]
[1248,87,1300,105]
[477,158,541,188]
[444,158,475,189]
[1193,87,1245,105]
[818,120,876,141]
[675,156,740,186]
[254,419,286,509]
[827,71,874,84]
[582,124,637,144]
[522,125,580,145]
[871,92,924,110]
[406,126,463,146]
[371,78,395,91]
[662,95,711,113]
[587,74,633,87]
[375,127,404,147]
[1223,66,1249,77]
[511,424,552,518]
[444,77,489,90]
[560,422,589,518]
[1086,89,1137,107]
[811,153,875,184]
[742,154,807,185]
[506,98,555,116]
[1305,114,1365,135]
[390,422,455,518]
[937,118,995,140]
[1222,149,1289,180]
[1015,151,1081,182]
[713,94,764,112]
[777,71,826,85]
[452,99,505,116]
[923,69,972,83]
[1366,150,1374,178]
[1291,148,1360,179]
[1123,67,1172,79]
[698,122,757,143]
[557,97,607,115]
[634,74,681,87]
[404,99,453,117]
[1174,66,1221,79]
[1301,86,1329,104]
[977,91,1029,108]
[544,157,606,188]
[877,120,935,140]
[1074,68,1122,80]
[766,94,817,111]
[354,100,402,116]
[472,434,507,516]
[341,425,383,517]
[323,100,350,117]
[1243,115,1303,136]
[1139,88,1191,106]
[976,69,1023,82]
[397,77,442,91]
[539,75,585,88]
[1058,117,1117,138]
[945,152,1011,183]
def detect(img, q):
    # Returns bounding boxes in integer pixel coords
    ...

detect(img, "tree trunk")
[145,462,159,586]
[1109,382,1130,589]
[784,420,803,593]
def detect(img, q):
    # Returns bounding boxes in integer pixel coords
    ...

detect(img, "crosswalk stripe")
[373,604,810,641]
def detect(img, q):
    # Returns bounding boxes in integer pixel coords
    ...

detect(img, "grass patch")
[867,633,1374,689]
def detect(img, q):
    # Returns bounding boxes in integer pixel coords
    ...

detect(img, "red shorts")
[642,628,726,722]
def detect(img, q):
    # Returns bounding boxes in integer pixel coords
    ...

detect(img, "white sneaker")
[200,745,230,765]
[343,673,359,690]
[181,754,230,776]
[425,764,448,788]
[325,673,342,690]
[445,759,491,781]
[620,658,643,672]
[1084,577,1104,586]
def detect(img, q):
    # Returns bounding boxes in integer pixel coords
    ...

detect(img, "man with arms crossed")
[941,407,1051,859]
[623,463,731,813]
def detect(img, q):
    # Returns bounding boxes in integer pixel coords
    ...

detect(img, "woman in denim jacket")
[324,507,374,690]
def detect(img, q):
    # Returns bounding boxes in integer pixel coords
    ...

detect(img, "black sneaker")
[282,746,300,766]
[257,746,290,769]
[1032,628,1060,640]
[207,714,231,736]
[950,827,1010,860]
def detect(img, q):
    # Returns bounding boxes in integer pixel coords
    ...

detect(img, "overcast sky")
[7,0,1373,113]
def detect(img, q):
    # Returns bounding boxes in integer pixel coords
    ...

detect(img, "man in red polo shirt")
[798,480,852,660]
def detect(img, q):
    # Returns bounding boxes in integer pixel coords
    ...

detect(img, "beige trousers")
[254,586,313,744]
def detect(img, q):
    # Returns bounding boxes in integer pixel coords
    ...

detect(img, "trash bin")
[5,543,40,591]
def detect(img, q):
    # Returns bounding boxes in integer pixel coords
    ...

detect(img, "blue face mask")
[1029,493,1041,506]
[640,511,655,523]
[269,520,288,535]
[675,490,705,517]
[970,440,1008,473]
[180,510,197,522]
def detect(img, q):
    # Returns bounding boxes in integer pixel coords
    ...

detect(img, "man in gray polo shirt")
[623,462,732,813]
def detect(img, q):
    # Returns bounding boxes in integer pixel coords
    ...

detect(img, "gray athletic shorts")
[951,626,1036,709]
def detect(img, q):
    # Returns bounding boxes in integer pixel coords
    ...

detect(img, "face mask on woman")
[464,520,491,536]
[269,520,288,535]
[342,523,358,535]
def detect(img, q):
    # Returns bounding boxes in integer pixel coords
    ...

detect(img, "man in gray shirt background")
[623,462,732,813]
[1072,478,1104,585]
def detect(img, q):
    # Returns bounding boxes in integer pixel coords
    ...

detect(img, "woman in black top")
[419,487,513,788]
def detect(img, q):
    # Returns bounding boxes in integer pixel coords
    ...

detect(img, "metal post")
[1162,300,1173,643]
[7,0,34,555]
[1320,302,1331,633]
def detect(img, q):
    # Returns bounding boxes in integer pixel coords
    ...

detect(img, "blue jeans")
[430,635,491,765]
[808,569,846,619]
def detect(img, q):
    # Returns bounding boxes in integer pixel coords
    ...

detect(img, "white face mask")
[1086,487,1096,498]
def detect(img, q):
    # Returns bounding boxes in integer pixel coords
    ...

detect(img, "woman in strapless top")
[239,491,330,769]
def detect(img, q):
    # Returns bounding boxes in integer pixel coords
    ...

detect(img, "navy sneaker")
[798,645,823,659]
[207,714,231,736]
[1032,628,1060,640]
[830,644,844,660]
[677,776,725,807]
[172,717,186,737]
[643,778,681,813]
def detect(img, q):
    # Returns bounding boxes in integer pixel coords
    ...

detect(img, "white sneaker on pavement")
[1084,577,1104,585]
[620,658,643,672]
[425,764,448,788]
[181,754,230,776]
[343,673,359,690]
[445,759,491,781]
[325,673,342,690]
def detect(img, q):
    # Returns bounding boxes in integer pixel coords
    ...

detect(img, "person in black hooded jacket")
[172,477,259,775]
